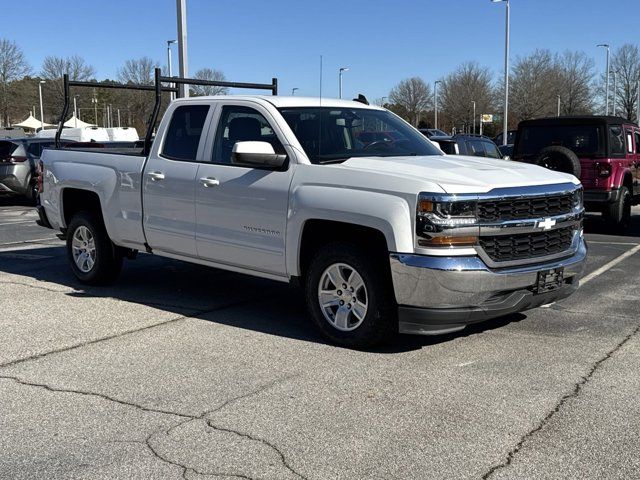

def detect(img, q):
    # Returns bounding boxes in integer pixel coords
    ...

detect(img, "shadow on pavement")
[0,245,530,354]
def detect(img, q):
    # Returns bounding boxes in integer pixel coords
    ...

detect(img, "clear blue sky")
[6,0,639,100]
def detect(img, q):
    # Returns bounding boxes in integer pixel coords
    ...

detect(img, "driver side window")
[212,106,284,165]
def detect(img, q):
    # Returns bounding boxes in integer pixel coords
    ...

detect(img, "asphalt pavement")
[1,196,639,480]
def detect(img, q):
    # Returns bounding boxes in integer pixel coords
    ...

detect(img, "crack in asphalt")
[0,296,263,369]
[481,323,640,479]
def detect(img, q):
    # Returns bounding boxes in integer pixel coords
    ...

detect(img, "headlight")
[572,187,584,209]
[416,193,478,247]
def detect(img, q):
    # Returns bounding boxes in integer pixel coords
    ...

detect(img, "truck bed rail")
[56,68,278,156]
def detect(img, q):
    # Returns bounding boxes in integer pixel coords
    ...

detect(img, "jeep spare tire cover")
[533,146,581,178]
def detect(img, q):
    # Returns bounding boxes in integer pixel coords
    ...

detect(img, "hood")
[339,155,579,194]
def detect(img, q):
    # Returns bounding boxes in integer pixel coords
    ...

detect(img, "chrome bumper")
[390,238,587,335]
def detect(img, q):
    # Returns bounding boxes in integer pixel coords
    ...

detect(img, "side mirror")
[232,141,287,168]
[503,155,511,160]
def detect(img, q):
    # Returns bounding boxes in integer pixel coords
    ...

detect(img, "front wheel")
[304,243,396,349]
[66,211,122,285]
[604,186,631,232]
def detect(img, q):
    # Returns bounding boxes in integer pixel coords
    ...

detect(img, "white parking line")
[0,239,62,252]
[541,243,640,308]
[0,220,37,226]
[587,241,640,246]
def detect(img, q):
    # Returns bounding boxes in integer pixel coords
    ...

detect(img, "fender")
[611,165,633,190]
[286,184,415,276]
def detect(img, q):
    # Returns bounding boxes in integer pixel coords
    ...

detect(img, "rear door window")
[482,141,501,158]
[466,139,487,157]
[609,126,625,155]
[161,105,210,161]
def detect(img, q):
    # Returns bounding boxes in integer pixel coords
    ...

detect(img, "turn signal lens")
[596,163,612,178]
[418,199,434,213]
[418,236,478,247]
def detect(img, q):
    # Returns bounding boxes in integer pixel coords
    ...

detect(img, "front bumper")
[390,238,587,335]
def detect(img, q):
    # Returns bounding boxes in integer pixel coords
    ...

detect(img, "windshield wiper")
[318,157,351,164]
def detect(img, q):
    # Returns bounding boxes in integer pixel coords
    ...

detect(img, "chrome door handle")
[200,177,220,187]
[148,171,165,181]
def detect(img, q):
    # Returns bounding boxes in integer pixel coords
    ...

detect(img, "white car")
[38,95,587,348]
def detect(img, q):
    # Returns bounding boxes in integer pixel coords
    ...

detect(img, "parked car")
[419,128,449,138]
[498,144,514,159]
[0,138,74,203]
[38,75,587,348]
[0,127,26,139]
[494,129,517,146]
[512,116,639,230]
[431,134,503,159]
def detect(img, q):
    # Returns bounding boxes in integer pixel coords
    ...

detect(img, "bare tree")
[117,57,160,132]
[388,77,432,126]
[508,49,561,124]
[191,68,228,96]
[555,51,595,115]
[441,62,494,133]
[610,44,640,121]
[41,55,95,108]
[0,39,31,126]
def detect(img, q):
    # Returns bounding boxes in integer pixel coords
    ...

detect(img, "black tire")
[304,242,397,349]
[534,146,581,178]
[66,211,122,285]
[23,174,38,206]
[603,186,632,232]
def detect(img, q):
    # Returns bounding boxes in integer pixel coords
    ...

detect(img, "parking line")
[541,243,640,308]
[0,220,37,227]
[587,241,639,246]
[0,239,62,252]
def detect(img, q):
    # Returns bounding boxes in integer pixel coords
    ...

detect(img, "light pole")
[557,95,561,116]
[38,80,45,131]
[291,87,298,96]
[636,79,639,125]
[597,44,610,115]
[472,101,476,134]
[610,69,617,116]
[380,96,387,107]
[73,95,79,127]
[92,94,98,127]
[492,0,510,145]
[176,0,189,98]
[339,67,349,99]
[434,80,442,129]
[167,39,177,101]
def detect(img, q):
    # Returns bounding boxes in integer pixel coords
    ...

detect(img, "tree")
[508,49,561,124]
[555,51,595,116]
[0,39,31,126]
[191,68,228,96]
[41,55,95,107]
[118,57,161,132]
[441,62,494,133]
[610,44,640,121]
[388,77,432,126]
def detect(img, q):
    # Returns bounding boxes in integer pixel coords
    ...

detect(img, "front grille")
[477,194,574,222]
[479,227,575,263]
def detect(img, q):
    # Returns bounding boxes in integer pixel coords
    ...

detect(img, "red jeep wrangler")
[512,116,640,230]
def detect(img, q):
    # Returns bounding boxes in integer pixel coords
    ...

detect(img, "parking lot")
[1,198,639,479]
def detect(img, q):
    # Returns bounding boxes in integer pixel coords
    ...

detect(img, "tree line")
[387,44,640,135]
[0,39,228,133]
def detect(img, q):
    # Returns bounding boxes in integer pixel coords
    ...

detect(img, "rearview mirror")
[232,141,287,168]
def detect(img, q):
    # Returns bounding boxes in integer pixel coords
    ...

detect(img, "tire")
[304,242,397,349]
[534,146,581,178]
[23,174,38,206]
[604,186,632,232]
[66,211,123,285]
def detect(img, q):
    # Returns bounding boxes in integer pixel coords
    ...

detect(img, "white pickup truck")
[38,94,587,348]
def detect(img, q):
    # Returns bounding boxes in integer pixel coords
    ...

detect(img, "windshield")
[278,107,442,164]
[516,124,604,157]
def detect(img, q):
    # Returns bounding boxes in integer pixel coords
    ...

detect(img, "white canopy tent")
[12,114,54,131]
[63,115,95,128]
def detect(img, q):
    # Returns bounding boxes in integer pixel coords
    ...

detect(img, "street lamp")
[492,0,510,146]
[434,80,442,130]
[381,96,387,107]
[557,95,561,117]
[38,80,45,131]
[291,87,299,96]
[610,69,617,116]
[597,44,610,115]
[167,39,177,101]
[472,101,476,134]
[636,79,639,125]
[339,67,349,99]
[73,95,79,127]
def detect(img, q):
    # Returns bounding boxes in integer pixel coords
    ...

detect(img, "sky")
[5,0,640,101]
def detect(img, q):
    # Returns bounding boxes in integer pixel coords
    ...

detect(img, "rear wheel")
[24,174,38,205]
[304,243,396,349]
[604,186,631,232]
[66,211,122,285]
